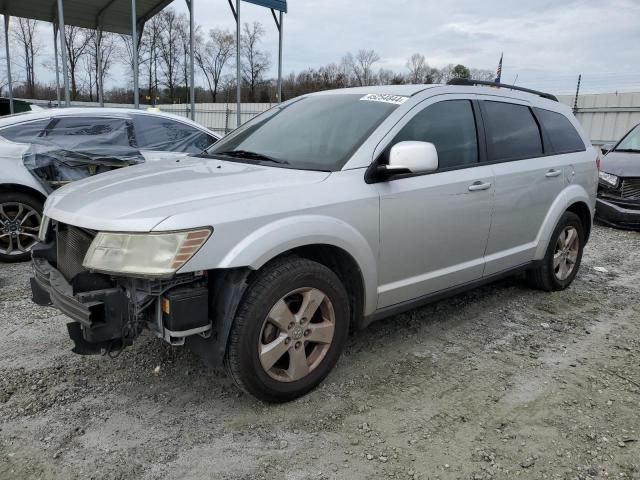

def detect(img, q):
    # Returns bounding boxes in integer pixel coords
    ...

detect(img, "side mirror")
[385,141,439,176]
[600,143,614,155]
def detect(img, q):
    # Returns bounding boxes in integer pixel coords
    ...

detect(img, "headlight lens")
[83,228,212,277]
[598,171,619,187]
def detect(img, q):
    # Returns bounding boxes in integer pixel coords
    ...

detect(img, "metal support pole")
[53,24,61,105]
[96,26,104,106]
[236,0,241,127]
[278,11,283,103]
[3,15,13,114]
[573,74,582,115]
[57,0,71,106]
[188,0,195,120]
[131,0,139,108]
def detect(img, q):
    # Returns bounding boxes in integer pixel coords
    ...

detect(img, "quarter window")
[0,119,51,143]
[535,108,585,154]
[392,100,478,169]
[482,101,543,161]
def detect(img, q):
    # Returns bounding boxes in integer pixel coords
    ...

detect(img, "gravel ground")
[1,225,639,480]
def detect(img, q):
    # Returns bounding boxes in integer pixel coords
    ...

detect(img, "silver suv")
[31,81,598,402]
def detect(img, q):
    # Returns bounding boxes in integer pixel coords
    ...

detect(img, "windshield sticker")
[360,93,409,105]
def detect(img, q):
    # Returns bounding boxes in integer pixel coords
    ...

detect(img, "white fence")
[25,92,640,145]
[558,92,640,145]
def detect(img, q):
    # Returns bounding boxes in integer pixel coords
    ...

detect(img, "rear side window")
[392,100,478,169]
[0,119,51,143]
[133,115,215,153]
[535,108,585,154]
[44,117,135,148]
[482,101,542,161]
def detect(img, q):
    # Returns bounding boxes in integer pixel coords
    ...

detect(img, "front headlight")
[598,171,619,188]
[83,228,212,277]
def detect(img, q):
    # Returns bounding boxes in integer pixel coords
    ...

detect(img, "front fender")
[215,215,379,315]
[533,184,594,260]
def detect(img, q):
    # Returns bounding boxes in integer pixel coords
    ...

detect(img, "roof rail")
[447,78,558,102]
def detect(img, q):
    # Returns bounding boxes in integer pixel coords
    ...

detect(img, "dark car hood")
[600,151,640,177]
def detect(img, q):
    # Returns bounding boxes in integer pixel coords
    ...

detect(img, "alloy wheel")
[258,287,336,382]
[0,202,41,256]
[553,226,579,281]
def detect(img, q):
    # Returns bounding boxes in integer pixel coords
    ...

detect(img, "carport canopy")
[0,0,179,114]
[0,0,175,34]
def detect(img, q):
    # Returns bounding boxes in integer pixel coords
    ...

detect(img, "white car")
[0,108,219,262]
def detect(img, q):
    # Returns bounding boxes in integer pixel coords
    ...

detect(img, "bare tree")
[240,21,270,102]
[11,18,40,97]
[406,53,428,84]
[64,26,93,100]
[85,32,118,101]
[157,10,184,102]
[470,68,495,81]
[344,49,380,86]
[196,28,234,102]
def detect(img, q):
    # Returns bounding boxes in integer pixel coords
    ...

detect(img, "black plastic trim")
[447,78,558,102]
[361,262,534,328]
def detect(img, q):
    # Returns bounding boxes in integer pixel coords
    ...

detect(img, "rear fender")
[534,184,593,260]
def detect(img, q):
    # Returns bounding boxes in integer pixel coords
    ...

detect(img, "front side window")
[44,117,134,149]
[133,115,214,153]
[483,101,543,161]
[616,124,640,152]
[207,95,400,171]
[0,119,52,143]
[391,100,478,169]
[535,108,585,154]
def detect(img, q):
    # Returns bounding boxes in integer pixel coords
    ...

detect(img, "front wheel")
[0,192,43,263]
[527,211,585,291]
[225,257,350,403]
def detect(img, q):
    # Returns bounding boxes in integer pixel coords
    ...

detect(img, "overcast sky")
[8,0,639,95]
[168,0,640,94]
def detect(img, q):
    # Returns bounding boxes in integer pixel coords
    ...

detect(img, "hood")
[600,151,640,177]
[45,156,331,232]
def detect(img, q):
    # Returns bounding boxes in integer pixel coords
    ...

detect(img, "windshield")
[616,124,640,152]
[206,94,401,171]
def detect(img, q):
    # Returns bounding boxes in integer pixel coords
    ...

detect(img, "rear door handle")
[545,169,562,178]
[468,181,492,192]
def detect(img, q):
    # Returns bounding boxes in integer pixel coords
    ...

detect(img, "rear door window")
[0,119,52,143]
[391,99,479,169]
[482,101,543,161]
[132,114,216,153]
[44,116,135,149]
[535,108,585,154]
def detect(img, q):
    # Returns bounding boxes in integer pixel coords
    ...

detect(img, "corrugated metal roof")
[0,0,175,34]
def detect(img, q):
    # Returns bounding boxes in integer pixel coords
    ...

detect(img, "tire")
[225,257,350,403]
[527,211,585,291]
[0,192,43,263]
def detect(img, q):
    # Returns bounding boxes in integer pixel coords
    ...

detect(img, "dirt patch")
[1,225,639,480]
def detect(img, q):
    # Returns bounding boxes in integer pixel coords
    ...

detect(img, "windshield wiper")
[215,150,289,165]
[614,148,640,153]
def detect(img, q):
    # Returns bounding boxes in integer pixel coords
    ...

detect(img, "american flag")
[495,53,503,83]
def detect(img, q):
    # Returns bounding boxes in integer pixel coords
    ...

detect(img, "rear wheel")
[527,211,585,291]
[225,257,350,403]
[0,192,43,263]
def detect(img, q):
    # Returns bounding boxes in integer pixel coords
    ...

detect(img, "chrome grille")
[621,178,640,200]
[57,225,94,281]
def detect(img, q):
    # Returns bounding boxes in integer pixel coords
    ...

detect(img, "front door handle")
[468,181,492,192]
[545,169,562,178]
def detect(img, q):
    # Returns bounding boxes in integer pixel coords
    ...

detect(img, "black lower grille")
[621,178,640,200]
[57,224,94,281]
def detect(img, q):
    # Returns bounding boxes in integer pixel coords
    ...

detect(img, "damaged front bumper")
[30,240,212,356]
[595,195,640,230]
